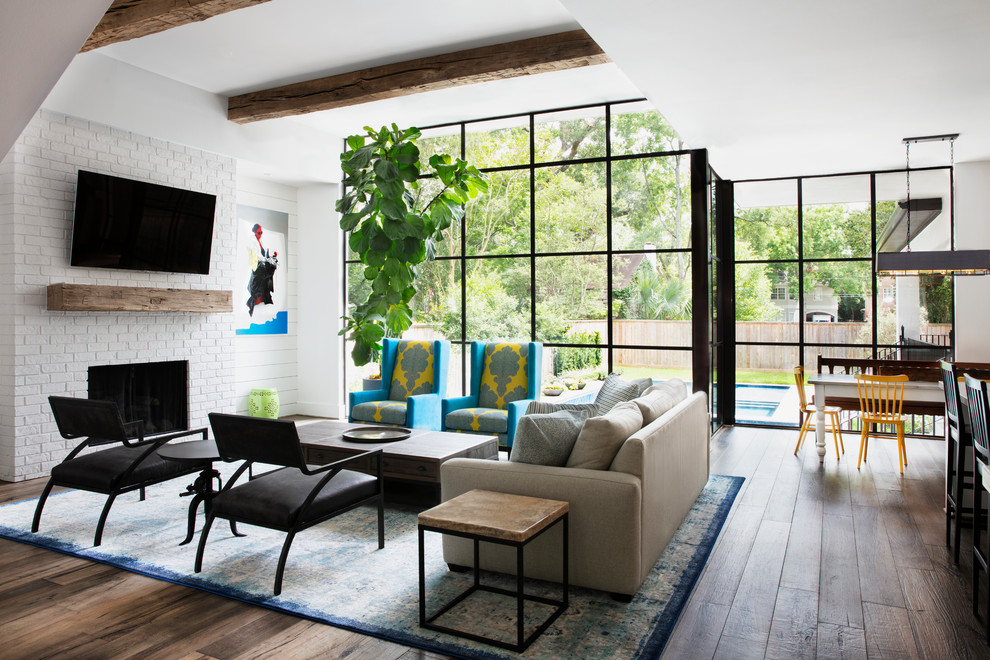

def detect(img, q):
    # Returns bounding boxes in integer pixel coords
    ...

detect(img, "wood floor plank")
[688,504,766,607]
[901,475,950,549]
[240,620,405,660]
[817,622,868,659]
[660,601,729,660]
[913,545,990,659]
[779,471,824,593]
[712,633,768,659]
[844,435,880,510]
[863,602,921,659]
[709,427,756,476]
[195,609,307,659]
[822,455,854,517]
[819,512,865,628]
[879,488,934,571]
[721,519,790,642]
[104,591,271,660]
[898,566,975,659]
[46,559,125,586]
[764,586,818,660]
[852,504,906,608]
[764,444,803,523]
[738,431,788,511]
[867,439,908,492]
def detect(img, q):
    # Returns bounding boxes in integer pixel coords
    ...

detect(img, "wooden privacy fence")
[566,320,951,371]
[404,321,951,372]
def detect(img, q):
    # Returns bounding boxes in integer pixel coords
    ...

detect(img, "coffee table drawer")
[306,447,368,469]
[384,456,437,480]
[305,447,435,482]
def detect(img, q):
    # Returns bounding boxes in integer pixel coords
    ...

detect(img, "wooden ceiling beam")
[82,0,273,52]
[227,29,610,124]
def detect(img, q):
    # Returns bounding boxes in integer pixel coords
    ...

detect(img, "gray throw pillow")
[644,378,688,401]
[633,377,655,396]
[526,400,599,416]
[594,373,640,415]
[634,378,689,425]
[565,401,643,470]
[509,409,591,467]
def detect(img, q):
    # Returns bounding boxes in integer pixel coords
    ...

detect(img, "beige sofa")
[439,390,710,597]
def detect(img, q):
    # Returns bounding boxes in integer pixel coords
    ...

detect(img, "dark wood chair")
[196,413,385,596]
[941,360,972,564]
[33,396,208,546]
[964,373,990,642]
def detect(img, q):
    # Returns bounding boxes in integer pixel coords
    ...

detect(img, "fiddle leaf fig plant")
[337,124,487,366]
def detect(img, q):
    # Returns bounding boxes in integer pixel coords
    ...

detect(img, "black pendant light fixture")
[876,133,990,276]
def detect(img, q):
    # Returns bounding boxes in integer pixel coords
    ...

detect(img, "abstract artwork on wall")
[235,205,288,335]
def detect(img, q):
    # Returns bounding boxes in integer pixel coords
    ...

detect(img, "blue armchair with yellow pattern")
[349,338,449,431]
[442,341,542,449]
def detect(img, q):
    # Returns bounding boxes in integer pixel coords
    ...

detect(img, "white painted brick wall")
[0,109,237,481]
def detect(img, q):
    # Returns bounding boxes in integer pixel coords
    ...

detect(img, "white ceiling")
[87,0,990,182]
[564,0,990,178]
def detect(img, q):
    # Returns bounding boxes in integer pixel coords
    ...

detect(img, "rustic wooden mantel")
[46,283,233,313]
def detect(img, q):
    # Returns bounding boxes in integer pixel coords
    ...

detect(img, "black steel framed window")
[727,166,955,429]
[342,100,714,407]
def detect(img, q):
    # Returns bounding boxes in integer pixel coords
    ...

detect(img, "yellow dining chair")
[793,366,844,457]
[854,373,909,473]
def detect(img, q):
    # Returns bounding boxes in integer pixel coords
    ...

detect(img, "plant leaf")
[339,212,364,231]
[346,145,375,170]
[395,141,420,165]
[375,175,405,200]
[370,230,392,253]
[381,217,411,240]
[380,197,407,220]
[396,163,419,182]
[373,159,399,181]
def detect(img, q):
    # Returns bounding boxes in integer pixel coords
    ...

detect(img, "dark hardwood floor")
[1,426,988,659]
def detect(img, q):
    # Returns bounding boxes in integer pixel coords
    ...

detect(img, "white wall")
[234,177,299,416]
[953,160,990,361]
[0,109,237,481]
[296,184,345,419]
[43,52,340,186]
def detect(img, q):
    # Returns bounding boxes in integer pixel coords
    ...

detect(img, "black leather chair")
[964,373,990,642]
[34,396,208,546]
[941,360,973,564]
[197,413,385,596]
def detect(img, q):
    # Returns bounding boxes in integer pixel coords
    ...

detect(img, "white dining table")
[806,373,946,464]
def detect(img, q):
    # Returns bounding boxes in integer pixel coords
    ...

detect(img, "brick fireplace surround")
[0,109,237,482]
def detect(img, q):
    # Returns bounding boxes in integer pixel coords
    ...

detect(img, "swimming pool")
[735,383,789,420]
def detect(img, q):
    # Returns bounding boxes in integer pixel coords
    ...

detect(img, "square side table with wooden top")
[418,489,569,652]
[296,421,497,497]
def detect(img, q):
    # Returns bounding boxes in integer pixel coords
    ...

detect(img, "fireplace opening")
[88,361,188,436]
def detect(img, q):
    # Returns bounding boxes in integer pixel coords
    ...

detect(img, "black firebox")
[88,361,188,436]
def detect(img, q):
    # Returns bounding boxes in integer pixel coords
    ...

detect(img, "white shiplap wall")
[233,178,298,417]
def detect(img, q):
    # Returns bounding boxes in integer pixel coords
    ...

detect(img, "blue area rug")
[0,474,742,659]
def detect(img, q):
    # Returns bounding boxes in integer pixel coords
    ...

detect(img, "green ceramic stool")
[248,387,280,419]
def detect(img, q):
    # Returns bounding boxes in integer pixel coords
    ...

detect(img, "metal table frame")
[418,513,568,652]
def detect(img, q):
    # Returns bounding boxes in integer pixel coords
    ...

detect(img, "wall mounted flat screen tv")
[70,170,217,275]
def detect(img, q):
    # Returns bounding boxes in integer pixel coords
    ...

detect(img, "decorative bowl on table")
[342,426,411,443]
[543,386,564,396]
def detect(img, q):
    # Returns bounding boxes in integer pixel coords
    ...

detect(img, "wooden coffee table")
[296,421,498,496]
